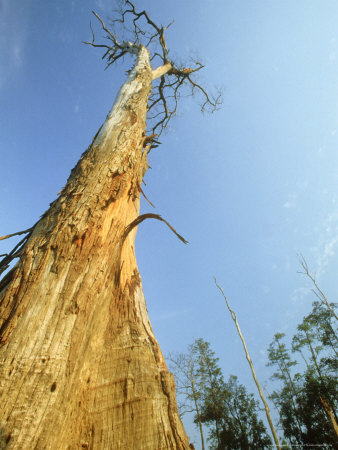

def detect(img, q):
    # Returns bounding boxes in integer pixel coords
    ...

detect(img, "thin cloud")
[283,201,292,209]
[291,286,310,304]
[12,44,23,67]
[311,212,338,277]
[95,0,110,13]
[0,0,27,88]
[283,193,297,209]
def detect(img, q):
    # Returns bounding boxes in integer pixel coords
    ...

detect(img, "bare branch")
[123,213,188,244]
[119,0,170,62]
[0,233,32,277]
[0,227,34,277]
[83,10,138,70]
[0,228,33,241]
[92,11,120,46]
[84,1,222,136]
[139,186,155,208]
[298,254,338,320]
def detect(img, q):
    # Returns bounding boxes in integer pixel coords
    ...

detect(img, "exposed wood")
[0,46,189,449]
[152,62,173,80]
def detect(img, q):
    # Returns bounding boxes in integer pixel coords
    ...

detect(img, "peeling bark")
[0,46,189,449]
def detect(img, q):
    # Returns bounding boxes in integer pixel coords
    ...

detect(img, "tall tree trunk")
[0,47,189,449]
[214,279,281,450]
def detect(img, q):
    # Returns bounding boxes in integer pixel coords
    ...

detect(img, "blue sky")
[1,0,338,446]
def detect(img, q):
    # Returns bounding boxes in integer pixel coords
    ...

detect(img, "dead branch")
[0,228,33,242]
[84,1,222,136]
[298,254,338,320]
[0,227,34,276]
[0,233,31,277]
[123,213,188,244]
[139,186,155,208]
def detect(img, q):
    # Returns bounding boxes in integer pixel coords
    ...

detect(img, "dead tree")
[214,278,281,450]
[0,3,220,449]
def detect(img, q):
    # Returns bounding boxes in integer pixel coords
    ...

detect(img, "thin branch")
[298,254,338,320]
[0,228,33,241]
[0,233,31,276]
[139,186,155,208]
[123,213,188,244]
[83,10,138,71]
[119,0,170,62]
[92,11,120,46]
[84,1,222,136]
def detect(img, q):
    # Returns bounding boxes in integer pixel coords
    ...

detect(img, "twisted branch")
[123,213,188,244]
[84,1,222,136]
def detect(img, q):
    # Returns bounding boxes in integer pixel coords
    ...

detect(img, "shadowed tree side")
[0,3,219,448]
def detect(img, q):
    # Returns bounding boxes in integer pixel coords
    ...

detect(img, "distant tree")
[191,338,225,447]
[168,349,206,450]
[268,307,338,446]
[267,333,303,445]
[305,300,338,365]
[296,369,338,446]
[298,254,338,321]
[292,320,323,379]
[0,2,221,448]
[171,339,273,450]
[206,375,272,450]
[291,302,338,444]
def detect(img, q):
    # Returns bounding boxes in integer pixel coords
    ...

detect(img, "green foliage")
[171,338,272,449]
[170,271,337,448]
[204,375,272,450]
[267,299,338,447]
[191,338,225,443]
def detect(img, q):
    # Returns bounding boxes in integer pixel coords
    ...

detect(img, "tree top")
[83,0,222,136]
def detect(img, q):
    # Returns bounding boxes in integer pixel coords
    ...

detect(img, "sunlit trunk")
[0,46,189,449]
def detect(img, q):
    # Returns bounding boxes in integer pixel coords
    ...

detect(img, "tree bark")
[0,46,189,449]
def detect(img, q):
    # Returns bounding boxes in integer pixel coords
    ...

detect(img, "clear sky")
[1,0,338,447]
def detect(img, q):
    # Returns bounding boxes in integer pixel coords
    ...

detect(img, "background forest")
[169,268,337,448]
[1,0,338,448]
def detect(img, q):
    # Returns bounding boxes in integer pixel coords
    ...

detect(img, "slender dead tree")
[298,254,338,321]
[214,278,281,450]
[0,3,220,449]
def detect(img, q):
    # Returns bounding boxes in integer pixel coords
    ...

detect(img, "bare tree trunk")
[214,278,281,450]
[0,47,189,449]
